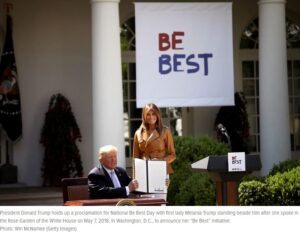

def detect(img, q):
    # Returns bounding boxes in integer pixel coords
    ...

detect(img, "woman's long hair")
[141,103,163,134]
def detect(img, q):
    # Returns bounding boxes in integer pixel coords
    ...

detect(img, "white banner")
[135,3,234,107]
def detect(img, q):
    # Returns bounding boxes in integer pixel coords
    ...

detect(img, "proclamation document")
[134,158,167,193]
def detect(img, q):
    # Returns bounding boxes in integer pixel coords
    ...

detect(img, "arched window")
[241,18,300,152]
[240,18,300,49]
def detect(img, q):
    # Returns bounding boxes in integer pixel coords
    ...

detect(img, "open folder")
[134,158,167,194]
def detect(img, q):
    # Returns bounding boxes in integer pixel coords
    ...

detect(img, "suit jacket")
[133,126,176,174]
[88,164,132,199]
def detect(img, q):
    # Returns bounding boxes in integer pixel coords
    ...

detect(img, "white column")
[90,0,125,168]
[258,0,290,175]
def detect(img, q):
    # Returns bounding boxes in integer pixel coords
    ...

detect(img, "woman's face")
[145,110,157,126]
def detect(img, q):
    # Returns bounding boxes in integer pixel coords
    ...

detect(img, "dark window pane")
[129,63,136,81]
[246,98,255,114]
[123,82,128,99]
[242,61,254,78]
[130,101,142,118]
[288,60,292,77]
[129,82,136,99]
[293,134,300,150]
[249,115,257,134]
[288,79,293,95]
[293,60,300,77]
[293,116,300,134]
[122,63,128,80]
[248,135,257,152]
[130,120,141,139]
[243,80,255,96]
[289,97,293,114]
[123,102,128,113]
[125,144,130,157]
[255,61,259,78]
[294,79,300,96]
[294,97,300,114]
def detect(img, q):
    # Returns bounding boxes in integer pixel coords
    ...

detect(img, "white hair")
[98,145,118,161]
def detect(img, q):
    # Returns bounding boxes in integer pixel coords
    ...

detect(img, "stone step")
[0,186,63,206]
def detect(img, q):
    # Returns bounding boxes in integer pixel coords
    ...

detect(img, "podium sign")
[228,152,246,172]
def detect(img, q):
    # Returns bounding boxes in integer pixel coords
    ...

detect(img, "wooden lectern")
[191,154,261,206]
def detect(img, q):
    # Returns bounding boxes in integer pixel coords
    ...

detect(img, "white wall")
[5,0,93,185]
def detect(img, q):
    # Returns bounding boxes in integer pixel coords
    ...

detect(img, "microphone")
[216,123,232,151]
[217,123,226,134]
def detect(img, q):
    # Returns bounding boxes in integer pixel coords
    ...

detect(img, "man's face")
[101,151,117,170]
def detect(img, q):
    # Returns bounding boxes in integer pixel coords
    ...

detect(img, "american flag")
[0,14,22,142]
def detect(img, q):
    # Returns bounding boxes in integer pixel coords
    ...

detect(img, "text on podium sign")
[228,152,246,172]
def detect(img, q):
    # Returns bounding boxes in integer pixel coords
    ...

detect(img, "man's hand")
[165,178,170,187]
[128,179,139,192]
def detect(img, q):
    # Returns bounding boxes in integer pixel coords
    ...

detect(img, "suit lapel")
[138,126,160,145]
[146,129,160,147]
[99,165,114,187]
[147,129,159,142]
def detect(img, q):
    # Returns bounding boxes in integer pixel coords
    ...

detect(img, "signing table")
[64,194,167,206]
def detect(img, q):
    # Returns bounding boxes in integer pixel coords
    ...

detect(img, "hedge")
[239,165,300,205]
[167,136,228,205]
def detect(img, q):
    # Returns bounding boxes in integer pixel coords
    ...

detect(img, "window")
[242,60,260,152]
[241,17,300,152]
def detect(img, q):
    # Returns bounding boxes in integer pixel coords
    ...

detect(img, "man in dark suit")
[88,145,139,199]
